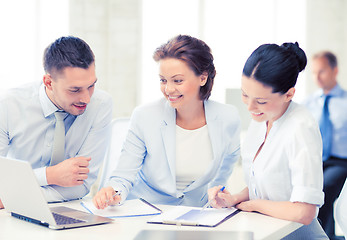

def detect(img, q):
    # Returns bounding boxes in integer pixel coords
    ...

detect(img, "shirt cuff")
[290,186,324,207]
[41,185,66,202]
[33,167,48,186]
[107,181,128,205]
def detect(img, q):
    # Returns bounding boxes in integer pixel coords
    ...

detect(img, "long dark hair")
[243,42,307,94]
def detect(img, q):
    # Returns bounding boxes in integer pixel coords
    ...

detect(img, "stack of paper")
[148,206,239,227]
[80,198,162,218]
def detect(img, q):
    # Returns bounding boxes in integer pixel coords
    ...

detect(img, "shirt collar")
[39,83,60,118]
[272,101,295,127]
[319,84,343,98]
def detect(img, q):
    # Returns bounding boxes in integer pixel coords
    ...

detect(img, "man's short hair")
[43,36,95,76]
[313,51,338,69]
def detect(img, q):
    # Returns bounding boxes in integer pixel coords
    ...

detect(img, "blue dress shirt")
[304,84,347,159]
[0,81,113,202]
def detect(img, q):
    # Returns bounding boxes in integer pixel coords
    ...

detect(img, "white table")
[0,200,301,240]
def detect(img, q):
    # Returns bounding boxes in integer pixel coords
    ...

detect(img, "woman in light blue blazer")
[93,35,241,208]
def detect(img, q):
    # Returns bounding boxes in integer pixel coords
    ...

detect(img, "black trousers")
[318,156,347,238]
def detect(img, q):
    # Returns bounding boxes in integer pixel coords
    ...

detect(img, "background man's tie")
[50,111,66,166]
[319,95,332,161]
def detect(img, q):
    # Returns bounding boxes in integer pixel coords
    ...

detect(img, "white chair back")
[98,117,130,189]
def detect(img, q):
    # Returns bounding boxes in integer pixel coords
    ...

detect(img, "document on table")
[148,206,239,227]
[80,198,162,218]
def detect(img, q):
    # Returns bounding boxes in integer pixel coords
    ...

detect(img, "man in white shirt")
[0,36,113,208]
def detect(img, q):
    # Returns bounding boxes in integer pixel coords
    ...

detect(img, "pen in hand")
[201,186,225,211]
[106,191,121,205]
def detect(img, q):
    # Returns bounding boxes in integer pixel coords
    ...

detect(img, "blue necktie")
[319,95,332,161]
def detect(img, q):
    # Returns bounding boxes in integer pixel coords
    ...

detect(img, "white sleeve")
[288,119,324,206]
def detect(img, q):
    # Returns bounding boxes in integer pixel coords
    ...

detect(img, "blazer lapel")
[160,102,177,182]
[205,101,223,167]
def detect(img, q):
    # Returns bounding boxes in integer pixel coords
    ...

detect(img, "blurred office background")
[1,0,347,120]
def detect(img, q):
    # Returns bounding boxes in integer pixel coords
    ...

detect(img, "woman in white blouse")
[208,42,328,239]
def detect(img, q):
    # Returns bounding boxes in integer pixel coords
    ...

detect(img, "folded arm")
[237,199,316,225]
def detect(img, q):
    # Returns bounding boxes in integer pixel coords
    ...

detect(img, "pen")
[201,186,225,211]
[112,191,121,198]
[139,198,162,213]
[106,191,121,204]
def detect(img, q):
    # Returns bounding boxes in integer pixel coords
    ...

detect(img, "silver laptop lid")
[0,157,56,226]
[0,157,113,229]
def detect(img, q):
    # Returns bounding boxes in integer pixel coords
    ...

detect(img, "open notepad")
[80,198,162,218]
[148,206,239,227]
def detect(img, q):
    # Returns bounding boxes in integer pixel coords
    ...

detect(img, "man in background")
[0,36,112,208]
[304,51,347,240]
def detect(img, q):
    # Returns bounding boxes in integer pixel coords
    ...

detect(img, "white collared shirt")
[242,102,324,206]
[0,81,112,202]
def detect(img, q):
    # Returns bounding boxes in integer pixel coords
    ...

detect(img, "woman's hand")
[208,185,237,208]
[236,199,258,212]
[92,187,121,209]
[208,186,250,209]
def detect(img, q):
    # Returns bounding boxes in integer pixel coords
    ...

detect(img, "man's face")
[311,57,338,92]
[44,64,97,116]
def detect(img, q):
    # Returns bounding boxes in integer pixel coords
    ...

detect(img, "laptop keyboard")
[52,212,85,225]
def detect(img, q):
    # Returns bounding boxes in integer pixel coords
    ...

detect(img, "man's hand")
[46,157,91,187]
[0,199,4,209]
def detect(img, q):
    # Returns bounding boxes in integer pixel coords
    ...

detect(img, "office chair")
[98,117,130,189]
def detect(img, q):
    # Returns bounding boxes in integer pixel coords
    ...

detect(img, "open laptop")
[0,157,113,229]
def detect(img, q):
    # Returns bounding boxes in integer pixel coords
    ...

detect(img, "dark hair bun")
[281,42,307,72]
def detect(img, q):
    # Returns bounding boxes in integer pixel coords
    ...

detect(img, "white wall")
[69,0,142,118]
[141,0,308,105]
[305,0,347,94]
[2,1,347,118]
[0,0,69,90]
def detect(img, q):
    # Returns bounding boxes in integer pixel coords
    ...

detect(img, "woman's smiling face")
[159,58,206,111]
[241,75,294,124]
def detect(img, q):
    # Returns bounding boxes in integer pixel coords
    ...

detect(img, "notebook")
[0,157,113,229]
[148,205,239,227]
[80,198,162,218]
